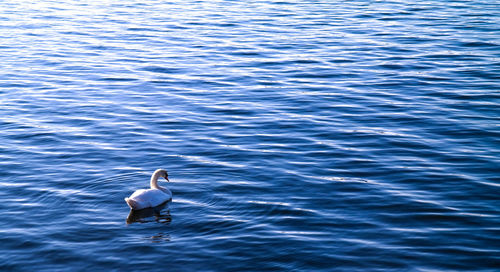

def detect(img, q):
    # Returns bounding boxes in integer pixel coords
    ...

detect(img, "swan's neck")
[150,171,162,189]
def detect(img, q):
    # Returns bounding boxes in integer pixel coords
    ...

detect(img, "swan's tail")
[125,197,139,210]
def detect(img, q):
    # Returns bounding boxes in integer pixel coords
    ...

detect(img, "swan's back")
[125,188,172,210]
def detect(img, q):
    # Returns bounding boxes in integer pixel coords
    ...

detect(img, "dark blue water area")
[0,0,499,271]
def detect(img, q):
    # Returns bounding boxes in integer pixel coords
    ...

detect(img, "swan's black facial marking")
[157,169,169,181]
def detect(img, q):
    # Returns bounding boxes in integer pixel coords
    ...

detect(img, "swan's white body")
[125,169,172,210]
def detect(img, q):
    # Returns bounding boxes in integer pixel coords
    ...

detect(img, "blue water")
[1,0,499,271]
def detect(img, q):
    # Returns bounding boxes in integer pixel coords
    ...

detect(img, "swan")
[125,169,172,210]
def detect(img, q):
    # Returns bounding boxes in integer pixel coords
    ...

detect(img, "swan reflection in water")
[150,232,170,243]
[126,201,172,224]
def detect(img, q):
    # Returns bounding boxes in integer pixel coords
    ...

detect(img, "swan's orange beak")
[165,177,170,182]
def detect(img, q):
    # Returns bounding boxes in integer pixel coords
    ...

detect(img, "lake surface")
[1,0,499,271]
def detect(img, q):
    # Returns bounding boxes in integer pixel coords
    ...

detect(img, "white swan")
[125,169,172,210]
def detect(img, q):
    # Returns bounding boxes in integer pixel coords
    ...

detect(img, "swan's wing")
[129,189,149,200]
[147,189,172,207]
[129,189,171,209]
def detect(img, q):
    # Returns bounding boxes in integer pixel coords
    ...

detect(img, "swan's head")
[157,169,169,182]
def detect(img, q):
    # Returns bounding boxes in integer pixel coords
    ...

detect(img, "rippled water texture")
[1,0,499,271]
